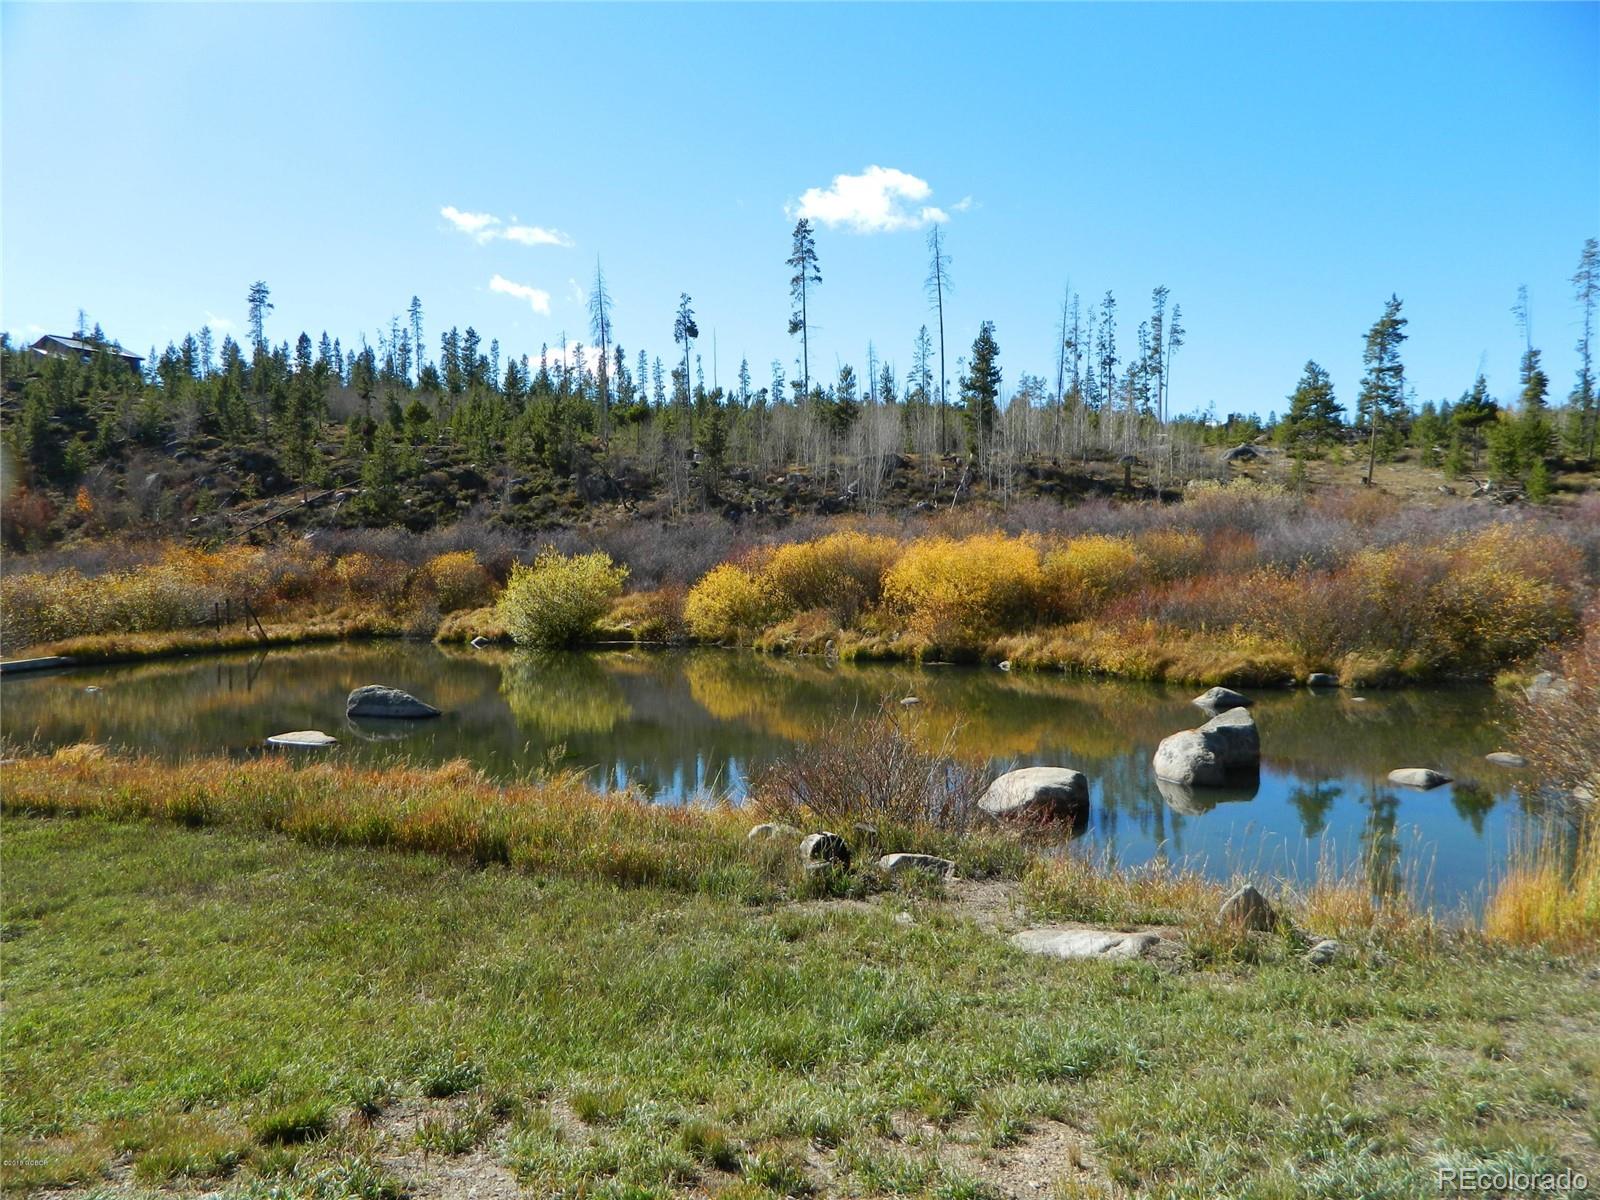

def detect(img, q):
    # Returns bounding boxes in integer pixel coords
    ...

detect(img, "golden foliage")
[683,563,782,643]
[881,532,1045,648]
[764,531,898,622]
[497,550,628,648]
[423,551,492,613]
[1041,535,1147,620]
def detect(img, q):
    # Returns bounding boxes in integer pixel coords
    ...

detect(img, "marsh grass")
[1485,813,1600,953]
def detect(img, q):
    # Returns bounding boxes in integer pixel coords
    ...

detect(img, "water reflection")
[0,641,1570,910]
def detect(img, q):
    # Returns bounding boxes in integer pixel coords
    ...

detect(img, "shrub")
[752,701,988,833]
[1516,604,1600,795]
[765,531,899,622]
[683,562,782,643]
[1041,535,1147,620]
[1133,528,1207,581]
[424,550,493,612]
[334,552,412,605]
[881,532,1044,647]
[497,550,628,647]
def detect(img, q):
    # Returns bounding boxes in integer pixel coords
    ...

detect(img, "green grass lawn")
[4,814,1598,1199]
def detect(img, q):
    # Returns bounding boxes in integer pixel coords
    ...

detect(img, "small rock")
[1010,928,1161,960]
[900,696,922,706]
[878,853,956,879]
[747,822,801,841]
[267,730,338,748]
[1305,938,1343,966]
[1484,752,1528,768]
[893,911,914,926]
[1306,672,1339,688]
[1350,696,1368,703]
[470,636,490,649]
[979,766,1089,821]
[1222,443,1259,462]
[84,685,101,693]
[1219,884,1276,931]
[998,659,1012,672]
[1387,767,1451,789]
[1192,686,1253,714]
[799,831,851,870]
[346,685,441,719]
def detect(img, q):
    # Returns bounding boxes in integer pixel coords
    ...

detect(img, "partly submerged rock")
[470,636,491,649]
[799,831,851,870]
[1387,767,1451,789]
[1484,752,1528,768]
[1306,672,1340,688]
[1219,884,1277,932]
[346,685,441,719]
[878,853,956,879]
[1010,928,1160,960]
[1153,708,1260,787]
[266,730,337,748]
[979,766,1089,821]
[1192,686,1252,714]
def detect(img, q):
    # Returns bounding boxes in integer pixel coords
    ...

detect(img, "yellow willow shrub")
[424,550,493,612]
[881,532,1045,647]
[333,552,413,605]
[1349,526,1581,673]
[1042,535,1147,620]
[764,531,899,621]
[1134,528,1207,582]
[498,550,628,647]
[684,562,783,643]
[1484,817,1600,952]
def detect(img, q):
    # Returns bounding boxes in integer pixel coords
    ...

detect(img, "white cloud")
[489,274,552,315]
[790,166,952,234]
[952,196,975,213]
[203,311,235,331]
[442,205,572,248]
[502,223,574,248]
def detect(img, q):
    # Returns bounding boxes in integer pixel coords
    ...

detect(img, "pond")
[0,641,1563,913]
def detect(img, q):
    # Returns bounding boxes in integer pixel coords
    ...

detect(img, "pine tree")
[246,281,273,349]
[960,321,1002,456]
[1357,296,1408,484]
[589,260,614,442]
[1282,361,1342,452]
[673,294,698,408]
[1570,238,1598,462]
[786,219,820,397]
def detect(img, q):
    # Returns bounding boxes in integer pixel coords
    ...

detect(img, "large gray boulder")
[1010,928,1160,960]
[1387,767,1451,790]
[979,766,1089,821]
[1153,708,1260,786]
[1192,686,1252,714]
[346,685,441,719]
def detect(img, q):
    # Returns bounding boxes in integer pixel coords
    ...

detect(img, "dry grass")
[1485,814,1600,953]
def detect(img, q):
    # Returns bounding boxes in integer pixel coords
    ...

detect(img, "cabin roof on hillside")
[31,334,143,364]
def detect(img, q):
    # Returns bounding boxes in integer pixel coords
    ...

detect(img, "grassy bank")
[5,792,1599,1199]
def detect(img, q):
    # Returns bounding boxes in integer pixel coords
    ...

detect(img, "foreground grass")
[5,784,1600,1196]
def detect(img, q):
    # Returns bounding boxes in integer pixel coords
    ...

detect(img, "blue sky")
[3,3,1596,418]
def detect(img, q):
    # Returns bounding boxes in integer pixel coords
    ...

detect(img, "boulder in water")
[1387,767,1451,789]
[1192,686,1252,714]
[346,685,441,719]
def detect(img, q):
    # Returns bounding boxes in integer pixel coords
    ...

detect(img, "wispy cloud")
[203,311,235,331]
[489,274,552,315]
[442,205,573,248]
[790,166,953,234]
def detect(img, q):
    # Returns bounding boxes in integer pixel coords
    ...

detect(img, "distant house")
[30,334,143,374]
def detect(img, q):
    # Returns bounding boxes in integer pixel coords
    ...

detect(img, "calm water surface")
[1,642,1563,912]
